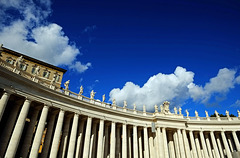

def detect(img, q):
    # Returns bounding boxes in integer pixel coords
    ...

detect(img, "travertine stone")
[82,117,92,158]
[110,122,116,158]
[0,91,11,121]
[143,127,150,158]
[97,119,105,158]
[133,125,138,158]
[189,131,198,158]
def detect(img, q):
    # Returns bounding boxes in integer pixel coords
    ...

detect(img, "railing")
[1,57,240,120]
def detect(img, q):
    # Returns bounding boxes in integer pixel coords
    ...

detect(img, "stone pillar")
[104,123,110,158]
[110,122,116,158]
[168,130,176,158]
[133,125,139,158]
[221,131,232,158]
[138,129,143,158]
[143,127,150,158]
[67,113,79,158]
[148,129,155,158]
[232,131,240,151]
[216,133,224,158]
[116,125,121,158]
[40,111,57,158]
[173,130,181,158]
[205,133,213,158]
[128,127,132,158]
[177,129,186,158]
[89,121,97,158]
[5,98,31,158]
[75,119,85,158]
[182,129,191,158]
[58,114,72,158]
[0,103,21,157]
[0,91,11,121]
[157,127,164,158]
[210,131,220,158]
[49,109,65,158]
[97,119,105,158]
[226,133,234,152]
[162,127,169,158]
[122,123,127,158]
[82,117,92,158]
[199,130,209,158]
[189,131,198,158]
[29,105,49,158]
[194,132,202,158]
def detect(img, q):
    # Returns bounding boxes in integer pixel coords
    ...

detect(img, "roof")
[1,46,67,73]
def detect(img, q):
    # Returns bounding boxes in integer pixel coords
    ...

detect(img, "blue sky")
[0,0,240,116]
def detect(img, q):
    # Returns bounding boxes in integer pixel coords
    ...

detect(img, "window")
[43,70,50,78]
[31,67,36,74]
[55,74,61,82]
[6,58,14,65]
[20,63,28,71]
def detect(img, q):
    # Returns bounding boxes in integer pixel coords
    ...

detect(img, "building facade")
[0,45,240,158]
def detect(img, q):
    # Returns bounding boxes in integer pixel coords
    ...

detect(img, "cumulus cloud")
[109,67,240,111]
[0,0,91,72]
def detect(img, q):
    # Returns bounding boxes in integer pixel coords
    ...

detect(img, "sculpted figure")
[112,99,116,105]
[205,110,209,117]
[215,110,219,117]
[64,80,70,90]
[163,101,170,113]
[102,94,105,102]
[185,110,189,117]
[226,110,229,117]
[238,110,240,117]
[160,105,163,112]
[143,105,146,112]
[174,107,177,114]
[35,66,40,76]
[179,107,182,115]
[79,86,83,95]
[90,90,96,99]
[123,100,127,108]
[195,110,199,117]
[133,103,136,110]
[14,56,23,67]
[154,105,158,113]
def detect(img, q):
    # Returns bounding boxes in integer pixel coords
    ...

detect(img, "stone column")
[97,119,105,158]
[157,127,164,157]
[116,124,121,158]
[89,121,97,158]
[75,119,85,158]
[0,103,21,157]
[82,117,92,158]
[58,114,72,158]
[216,133,224,158]
[143,127,150,158]
[148,129,155,158]
[29,105,49,158]
[122,123,127,158]
[128,127,132,158]
[67,113,79,158]
[168,130,176,158]
[49,109,65,158]
[210,131,220,158]
[189,131,198,158]
[104,123,110,158]
[5,98,31,158]
[177,129,186,158]
[182,129,191,158]
[199,130,209,158]
[232,131,240,151]
[194,132,202,158]
[205,133,213,158]
[138,129,143,158]
[110,122,116,158]
[0,91,11,121]
[173,130,181,158]
[133,125,139,158]
[226,133,234,152]
[162,127,169,158]
[221,131,232,158]
[40,111,57,158]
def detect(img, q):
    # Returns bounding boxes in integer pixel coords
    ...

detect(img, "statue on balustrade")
[133,103,137,111]
[79,86,83,95]
[205,110,209,117]
[215,110,220,118]
[179,107,182,115]
[123,100,127,108]
[226,110,230,117]
[102,94,105,102]
[112,99,116,105]
[174,107,177,114]
[154,104,158,113]
[64,80,70,90]
[185,110,189,117]
[90,90,96,99]
[163,101,170,114]
[195,110,199,117]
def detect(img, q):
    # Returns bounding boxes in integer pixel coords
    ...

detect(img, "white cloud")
[109,67,240,111]
[0,0,91,73]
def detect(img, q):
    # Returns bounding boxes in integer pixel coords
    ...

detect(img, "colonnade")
[0,89,240,158]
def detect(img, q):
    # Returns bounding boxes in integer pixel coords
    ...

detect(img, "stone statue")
[90,90,96,99]
[64,80,70,90]
[123,100,127,108]
[238,110,240,117]
[160,105,163,112]
[215,110,219,118]
[163,101,170,113]
[102,94,105,102]
[79,86,83,95]
[205,110,209,117]
[226,110,229,117]
[133,103,136,111]
[14,56,23,67]
[112,99,116,105]
[154,105,158,113]
[35,66,40,76]
[185,110,189,117]
[174,107,177,114]
[179,107,182,115]
[195,110,199,117]
[143,105,146,112]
